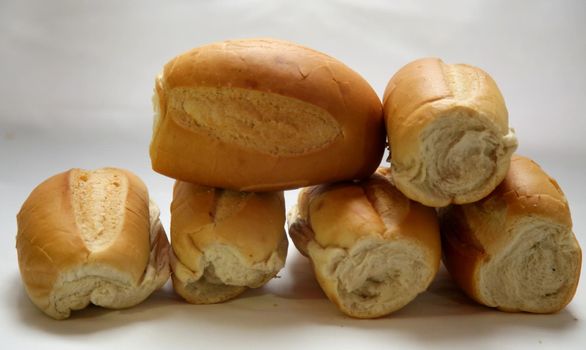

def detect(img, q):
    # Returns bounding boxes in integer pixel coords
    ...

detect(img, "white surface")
[1,0,585,349]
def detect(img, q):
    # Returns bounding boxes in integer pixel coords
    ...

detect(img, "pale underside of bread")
[307,237,435,318]
[171,236,288,304]
[45,170,170,320]
[477,217,581,313]
[392,109,518,207]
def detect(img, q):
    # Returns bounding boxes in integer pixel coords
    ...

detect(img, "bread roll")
[440,155,582,313]
[288,168,441,318]
[150,38,385,191]
[170,181,287,304]
[383,58,518,207]
[16,168,170,320]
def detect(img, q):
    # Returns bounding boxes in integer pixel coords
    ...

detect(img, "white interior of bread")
[48,199,169,320]
[172,237,287,304]
[308,238,433,318]
[393,112,517,204]
[479,217,581,313]
[167,86,341,156]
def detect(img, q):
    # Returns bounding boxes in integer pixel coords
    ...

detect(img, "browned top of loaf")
[163,38,381,122]
[494,155,572,227]
[291,168,440,263]
[382,57,509,135]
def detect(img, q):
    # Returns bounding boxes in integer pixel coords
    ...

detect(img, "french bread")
[440,155,582,313]
[287,168,441,318]
[383,58,518,207]
[150,38,385,191]
[170,181,287,304]
[16,168,170,319]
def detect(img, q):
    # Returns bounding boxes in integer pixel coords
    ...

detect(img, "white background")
[1,0,585,349]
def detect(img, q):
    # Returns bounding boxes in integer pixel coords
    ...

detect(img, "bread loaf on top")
[150,38,385,191]
[383,58,518,207]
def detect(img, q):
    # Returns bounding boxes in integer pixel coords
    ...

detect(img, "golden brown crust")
[16,171,83,310]
[440,155,582,313]
[150,38,385,191]
[495,155,572,228]
[383,58,508,137]
[170,181,286,265]
[290,171,440,262]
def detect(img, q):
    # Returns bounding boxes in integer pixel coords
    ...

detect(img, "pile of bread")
[16,39,581,320]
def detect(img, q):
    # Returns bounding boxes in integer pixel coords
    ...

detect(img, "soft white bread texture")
[150,38,385,191]
[440,155,582,313]
[16,168,170,320]
[288,168,441,318]
[383,58,518,207]
[170,181,287,304]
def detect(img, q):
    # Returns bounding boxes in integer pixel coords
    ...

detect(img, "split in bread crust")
[440,155,582,313]
[170,86,341,156]
[383,58,518,207]
[288,169,441,318]
[16,168,170,319]
[170,181,288,304]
